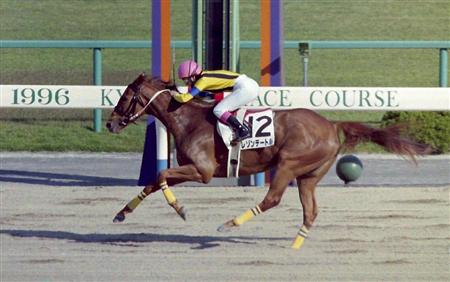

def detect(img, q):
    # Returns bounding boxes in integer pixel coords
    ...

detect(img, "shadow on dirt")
[0,229,289,250]
[0,169,136,187]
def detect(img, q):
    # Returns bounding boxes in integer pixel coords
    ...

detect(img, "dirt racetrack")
[1,183,449,282]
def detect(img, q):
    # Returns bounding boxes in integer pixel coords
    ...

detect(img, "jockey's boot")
[226,115,251,142]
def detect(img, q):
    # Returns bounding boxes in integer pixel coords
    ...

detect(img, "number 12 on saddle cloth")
[217,109,275,177]
[240,109,275,150]
[217,109,275,149]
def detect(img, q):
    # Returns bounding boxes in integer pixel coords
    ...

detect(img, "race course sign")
[1,85,449,111]
[0,85,125,109]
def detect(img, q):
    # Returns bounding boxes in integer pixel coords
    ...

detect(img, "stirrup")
[231,131,251,145]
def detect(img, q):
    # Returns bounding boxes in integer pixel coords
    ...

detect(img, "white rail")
[1,85,449,111]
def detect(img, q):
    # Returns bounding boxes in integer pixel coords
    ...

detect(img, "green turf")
[1,0,449,152]
[0,120,147,152]
[1,0,448,86]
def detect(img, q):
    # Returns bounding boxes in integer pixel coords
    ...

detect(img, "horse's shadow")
[0,169,136,187]
[0,229,289,250]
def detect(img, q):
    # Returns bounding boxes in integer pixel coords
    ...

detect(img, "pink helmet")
[178,60,202,79]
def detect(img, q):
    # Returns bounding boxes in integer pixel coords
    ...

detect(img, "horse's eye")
[114,106,123,114]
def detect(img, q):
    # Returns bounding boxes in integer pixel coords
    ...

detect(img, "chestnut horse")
[106,74,431,249]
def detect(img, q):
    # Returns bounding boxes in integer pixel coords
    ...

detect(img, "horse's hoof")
[217,220,237,232]
[177,206,187,221]
[113,212,125,223]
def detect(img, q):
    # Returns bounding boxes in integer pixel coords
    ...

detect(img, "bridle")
[116,82,170,126]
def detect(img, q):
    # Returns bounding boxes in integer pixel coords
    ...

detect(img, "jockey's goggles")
[182,77,195,85]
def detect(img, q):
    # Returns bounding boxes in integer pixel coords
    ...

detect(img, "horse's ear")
[136,72,146,83]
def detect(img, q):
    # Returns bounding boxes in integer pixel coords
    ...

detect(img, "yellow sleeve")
[173,93,194,103]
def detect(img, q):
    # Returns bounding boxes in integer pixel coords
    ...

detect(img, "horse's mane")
[142,74,216,110]
[143,75,178,92]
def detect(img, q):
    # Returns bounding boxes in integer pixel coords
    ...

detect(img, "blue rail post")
[93,48,102,132]
[439,48,448,87]
[138,0,171,186]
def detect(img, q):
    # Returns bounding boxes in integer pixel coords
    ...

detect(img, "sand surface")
[1,184,449,281]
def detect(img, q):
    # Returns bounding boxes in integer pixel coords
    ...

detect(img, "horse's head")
[106,73,175,133]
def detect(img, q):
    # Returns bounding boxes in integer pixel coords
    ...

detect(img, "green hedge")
[381,112,450,153]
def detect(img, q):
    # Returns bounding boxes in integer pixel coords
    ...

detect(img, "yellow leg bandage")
[161,181,177,205]
[291,225,309,249]
[233,205,262,226]
[292,235,305,249]
[126,191,148,210]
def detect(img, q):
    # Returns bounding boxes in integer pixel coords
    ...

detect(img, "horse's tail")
[335,122,432,163]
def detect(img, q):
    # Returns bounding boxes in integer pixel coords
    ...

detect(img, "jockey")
[174,60,259,142]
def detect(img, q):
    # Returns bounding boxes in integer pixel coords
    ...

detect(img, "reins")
[120,88,171,126]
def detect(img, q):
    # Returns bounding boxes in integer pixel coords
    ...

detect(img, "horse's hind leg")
[217,165,294,232]
[291,177,319,249]
[292,158,335,249]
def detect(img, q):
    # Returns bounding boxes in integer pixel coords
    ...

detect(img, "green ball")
[336,155,363,184]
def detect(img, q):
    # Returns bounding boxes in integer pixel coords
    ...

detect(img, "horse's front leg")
[157,164,205,220]
[113,164,205,223]
[113,184,157,223]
